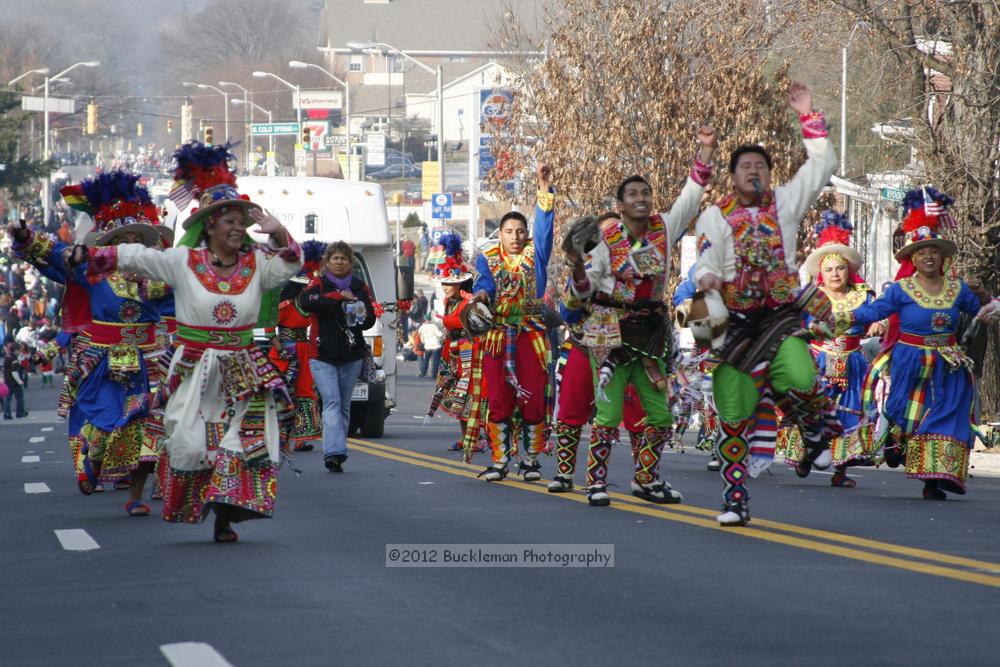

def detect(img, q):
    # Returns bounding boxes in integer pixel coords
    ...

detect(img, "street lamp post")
[7,67,49,88]
[289,59,353,179]
[232,98,274,176]
[183,82,229,145]
[42,61,99,228]
[220,81,252,170]
[840,22,867,177]
[344,41,445,193]
[253,70,302,175]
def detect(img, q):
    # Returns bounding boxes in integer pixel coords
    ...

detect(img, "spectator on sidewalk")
[2,341,26,419]
[417,313,443,378]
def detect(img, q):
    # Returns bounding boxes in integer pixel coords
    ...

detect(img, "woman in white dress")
[70,143,302,542]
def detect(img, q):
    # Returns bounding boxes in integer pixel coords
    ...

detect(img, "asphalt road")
[3,365,1000,667]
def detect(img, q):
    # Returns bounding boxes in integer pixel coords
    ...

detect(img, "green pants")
[593,357,672,428]
[712,337,816,421]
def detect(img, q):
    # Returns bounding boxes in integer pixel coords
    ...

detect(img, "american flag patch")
[698,234,713,253]
[168,181,194,210]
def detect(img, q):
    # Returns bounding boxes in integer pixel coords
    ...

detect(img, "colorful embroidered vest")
[717,193,798,313]
[602,214,668,303]
[483,241,540,326]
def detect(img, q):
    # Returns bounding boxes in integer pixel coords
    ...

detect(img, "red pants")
[557,345,645,433]
[482,333,548,424]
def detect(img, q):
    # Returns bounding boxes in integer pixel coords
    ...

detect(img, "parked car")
[368,164,423,180]
[445,184,469,204]
[403,183,423,204]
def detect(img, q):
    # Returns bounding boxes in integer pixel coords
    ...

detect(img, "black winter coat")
[298,274,377,365]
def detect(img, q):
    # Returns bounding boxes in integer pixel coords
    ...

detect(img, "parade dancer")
[838,189,990,499]
[473,165,555,482]
[779,211,882,486]
[9,172,174,516]
[423,233,486,455]
[694,82,839,526]
[549,216,653,494]
[567,128,717,506]
[272,239,327,452]
[67,142,302,541]
[670,267,722,470]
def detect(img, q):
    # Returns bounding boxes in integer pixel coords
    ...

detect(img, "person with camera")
[299,242,377,473]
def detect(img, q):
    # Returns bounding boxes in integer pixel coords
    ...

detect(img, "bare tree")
[159,0,316,79]
[488,0,817,223]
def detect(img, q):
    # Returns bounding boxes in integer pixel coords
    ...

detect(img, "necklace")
[209,250,238,268]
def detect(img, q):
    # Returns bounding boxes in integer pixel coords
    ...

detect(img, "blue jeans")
[419,348,441,378]
[310,358,363,460]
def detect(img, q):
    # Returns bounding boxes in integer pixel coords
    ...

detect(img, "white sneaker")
[587,485,611,506]
[547,476,573,493]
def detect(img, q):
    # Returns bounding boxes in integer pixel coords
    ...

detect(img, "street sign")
[250,122,300,135]
[21,96,75,114]
[422,161,441,201]
[294,90,344,110]
[325,134,362,147]
[881,187,906,202]
[431,226,448,244]
[431,193,453,219]
[366,132,386,167]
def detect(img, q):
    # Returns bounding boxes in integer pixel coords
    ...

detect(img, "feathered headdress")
[895,186,957,262]
[60,171,165,247]
[301,239,327,278]
[804,209,860,278]
[432,233,472,283]
[168,142,237,208]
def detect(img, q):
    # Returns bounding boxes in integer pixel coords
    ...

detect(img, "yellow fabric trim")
[536,190,554,213]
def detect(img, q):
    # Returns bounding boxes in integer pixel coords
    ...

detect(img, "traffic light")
[203,126,214,145]
[301,125,310,145]
[167,119,174,133]
[86,102,97,135]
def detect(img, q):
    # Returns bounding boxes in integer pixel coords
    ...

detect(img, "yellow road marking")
[349,438,1000,585]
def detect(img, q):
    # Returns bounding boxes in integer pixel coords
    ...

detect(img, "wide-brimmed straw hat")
[805,210,861,278]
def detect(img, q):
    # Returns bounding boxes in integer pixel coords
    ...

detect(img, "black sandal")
[213,526,239,543]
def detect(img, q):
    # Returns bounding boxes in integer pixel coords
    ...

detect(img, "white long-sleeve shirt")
[693,133,837,286]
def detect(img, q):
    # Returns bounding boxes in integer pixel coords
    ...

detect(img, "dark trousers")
[4,383,25,417]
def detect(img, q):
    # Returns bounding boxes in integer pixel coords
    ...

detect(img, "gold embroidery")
[898,277,959,310]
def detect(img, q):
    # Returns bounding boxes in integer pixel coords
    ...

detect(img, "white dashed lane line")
[21,456,40,463]
[29,436,45,443]
[54,529,100,551]
[160,643,235,667]
[40,427,53,432]
[24,483,50,494]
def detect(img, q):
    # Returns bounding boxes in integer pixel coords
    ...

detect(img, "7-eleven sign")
[303,121,329,152]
